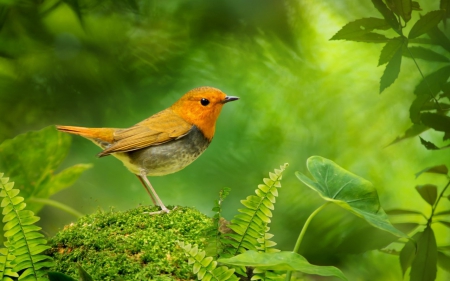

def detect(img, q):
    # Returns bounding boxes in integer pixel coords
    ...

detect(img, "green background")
[1,0,449,280]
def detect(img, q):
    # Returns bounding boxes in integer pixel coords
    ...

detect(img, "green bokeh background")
[1,0,450,280]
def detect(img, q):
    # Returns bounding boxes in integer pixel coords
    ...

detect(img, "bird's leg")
[137,170,170,214]
[135,174,157,206]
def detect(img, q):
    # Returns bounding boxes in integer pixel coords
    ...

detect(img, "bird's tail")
[56,125,116,144]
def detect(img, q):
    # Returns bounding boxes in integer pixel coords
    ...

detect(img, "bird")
[56,86,238,214]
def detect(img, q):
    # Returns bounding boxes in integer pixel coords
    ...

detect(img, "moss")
[48,206,214,281]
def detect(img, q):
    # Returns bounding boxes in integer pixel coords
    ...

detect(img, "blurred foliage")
[0,0,450,280]
[331,0,450,279]
[0,126,91,214]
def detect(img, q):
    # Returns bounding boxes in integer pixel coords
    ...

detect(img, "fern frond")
[178,242,239,281]
[224,164,288,256]
[0,173,54,281]
[256,227,279,253]
[0,246,18,280]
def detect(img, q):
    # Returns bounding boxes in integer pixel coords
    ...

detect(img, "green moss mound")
[48,206,214,281]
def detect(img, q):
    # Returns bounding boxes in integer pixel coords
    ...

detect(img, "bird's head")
[171,86,239,140]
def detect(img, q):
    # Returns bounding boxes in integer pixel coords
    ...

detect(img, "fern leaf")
[0,174,54,281]
[179,242,239,281]
[0,246,18,280]
[224,164,288,255]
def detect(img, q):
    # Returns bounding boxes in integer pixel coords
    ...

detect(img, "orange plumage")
[56,86,238,213]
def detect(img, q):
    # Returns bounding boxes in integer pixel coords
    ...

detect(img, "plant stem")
[429,179,450,225]
[405,43,442,110]
[28,197,83,218]
[285,202,330,281]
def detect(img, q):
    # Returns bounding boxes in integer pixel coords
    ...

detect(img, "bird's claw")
[144,206,177,215]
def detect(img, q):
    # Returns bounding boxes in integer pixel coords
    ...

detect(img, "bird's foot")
[144,206,177,215]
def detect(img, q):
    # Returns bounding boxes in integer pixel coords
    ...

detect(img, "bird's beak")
[222,96,239,103]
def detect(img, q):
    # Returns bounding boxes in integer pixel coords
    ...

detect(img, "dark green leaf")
[438,251,450,273]
[78,264,94,281]
[386,124,428,146]
[372,0,401,34]
[388,0,412,22]
[412,1,421,10]
[393,223,420,234]
[438,245,450,251]
[435,210,450,217]
[379,37,404,66]
[296,156,407,238]
[380,45,402,93]
[403,46,450,62]
[421,113,450,140]
[48,272,77,281]
[386,209,424,216]
[400,232,419,276]
[410,226,437,281]
[419,137,440,150]
[415,165,449,178]
[409,10,445,39]
[330,18,390,41]
[410,94,430,124]
[415,184,437,205]
[441,0,450,24]
[436,221,450,228]
[428,24,450,53]
[218,251,347,280]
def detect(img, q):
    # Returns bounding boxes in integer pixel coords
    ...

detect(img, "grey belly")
[125,126,210,176]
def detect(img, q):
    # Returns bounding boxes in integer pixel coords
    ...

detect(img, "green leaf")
[48,272,77,281]
[415,184,437,205]
[0,126,92,213]
[427,24,450,53]
[419,137,440,150]
[436,221,450,229]
[410,226,437,281]
[403,46,450,62]
[387,0,412,22]
[420,113,450,140]
[385,208,425,216]
[296,156,407,238]
[380,42,403,93]
[400,232,420,276]
[386,123,428,146]
[372,0,401,34]
[438,251,450,273]
[330,18,390,42]
[442,0,450,24]
[409,10,445,39]
[435,210,450,217]
[415,165,448,178]
[378,37,404,66]
[78,264,94,281]
[219,251,347,280]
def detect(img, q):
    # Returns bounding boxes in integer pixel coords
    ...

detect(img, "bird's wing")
[97,109,192,157]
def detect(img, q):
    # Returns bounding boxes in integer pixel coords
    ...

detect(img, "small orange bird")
[56,86,238,214]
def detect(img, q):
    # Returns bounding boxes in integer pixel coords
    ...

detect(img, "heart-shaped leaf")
[218,251,347,280]
[296,156,407,238]
[415,184,437,205]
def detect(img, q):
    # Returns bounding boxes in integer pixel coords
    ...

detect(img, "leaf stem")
[429,179,450,225]
[28,197,83,218]
[405,43,442,110]
[285,202,330,281]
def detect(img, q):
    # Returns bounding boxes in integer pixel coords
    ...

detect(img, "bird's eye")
[200,98,210,106]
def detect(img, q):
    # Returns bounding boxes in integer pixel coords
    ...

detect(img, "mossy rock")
[48,206,214,281]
